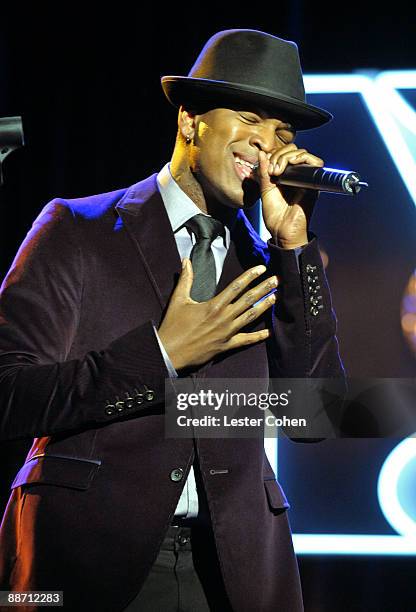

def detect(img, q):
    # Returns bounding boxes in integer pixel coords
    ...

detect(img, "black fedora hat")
[161,29,332,131]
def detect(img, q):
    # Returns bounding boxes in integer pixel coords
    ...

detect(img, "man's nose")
[248,125,278,154]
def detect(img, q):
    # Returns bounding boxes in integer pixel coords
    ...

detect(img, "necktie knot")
[185,214,225,244]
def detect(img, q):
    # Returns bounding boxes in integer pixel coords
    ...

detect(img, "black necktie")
[185,214,225,302]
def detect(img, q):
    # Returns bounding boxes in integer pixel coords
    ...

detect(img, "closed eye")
[239,113,260,124]
[276,129,296,145]
[277,133,295,145]
[238,112,296,143]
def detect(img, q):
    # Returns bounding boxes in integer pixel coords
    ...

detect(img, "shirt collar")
[156,163,230,247]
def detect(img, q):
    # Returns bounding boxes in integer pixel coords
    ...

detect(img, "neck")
[170,149,238,228]
[170,149,208,213]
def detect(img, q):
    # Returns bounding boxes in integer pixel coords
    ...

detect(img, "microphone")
[0,116,24,186]
[253,163,369,195]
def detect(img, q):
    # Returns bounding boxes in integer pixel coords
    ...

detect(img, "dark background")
[1,4,416,611]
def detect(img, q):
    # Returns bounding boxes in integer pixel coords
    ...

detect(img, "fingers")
[268,146,324,177]
[213,264,268,309]
[228,292,276,335]
[173,258,195,301]
[229,274,278,318]
[223,328,272,352]
[257,151,280,195]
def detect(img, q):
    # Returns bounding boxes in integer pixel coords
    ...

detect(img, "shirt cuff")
[153,326,178,378]
[294,245,304,272]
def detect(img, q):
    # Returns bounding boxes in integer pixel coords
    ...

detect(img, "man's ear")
[178,106,196,141]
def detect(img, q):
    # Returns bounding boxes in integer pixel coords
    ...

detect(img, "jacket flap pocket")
[10,454,101,491]
[264,479,290,513]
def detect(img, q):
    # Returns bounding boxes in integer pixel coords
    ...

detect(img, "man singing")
[0,29,344,611]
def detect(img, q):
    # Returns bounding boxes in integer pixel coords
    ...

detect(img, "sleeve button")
[125,394,135,409]
[115,400,125,412]
[105,404,115,415]
[145,389,155,401]
[310,296,322,305]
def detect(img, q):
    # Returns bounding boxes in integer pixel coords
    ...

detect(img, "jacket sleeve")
[266,235,346,439]
[0,200,171,441]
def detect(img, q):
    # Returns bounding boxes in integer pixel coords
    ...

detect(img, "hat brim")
[161,76,332,131]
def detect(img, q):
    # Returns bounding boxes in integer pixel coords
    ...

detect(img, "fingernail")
[268,163,273,173]
[182,258,187,269]
[256,265,266,275]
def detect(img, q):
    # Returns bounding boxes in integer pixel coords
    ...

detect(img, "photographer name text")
[176,415,306,427]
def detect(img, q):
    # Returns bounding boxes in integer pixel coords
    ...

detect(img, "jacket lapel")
[215,209,269,295]
[115,174,182,313]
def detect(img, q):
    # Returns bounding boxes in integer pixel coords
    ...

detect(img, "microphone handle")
[274,164,368,195]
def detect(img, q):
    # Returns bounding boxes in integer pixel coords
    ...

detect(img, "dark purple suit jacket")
[0,174,344,611]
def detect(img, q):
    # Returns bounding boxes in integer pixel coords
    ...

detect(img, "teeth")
[235,156,256,169]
